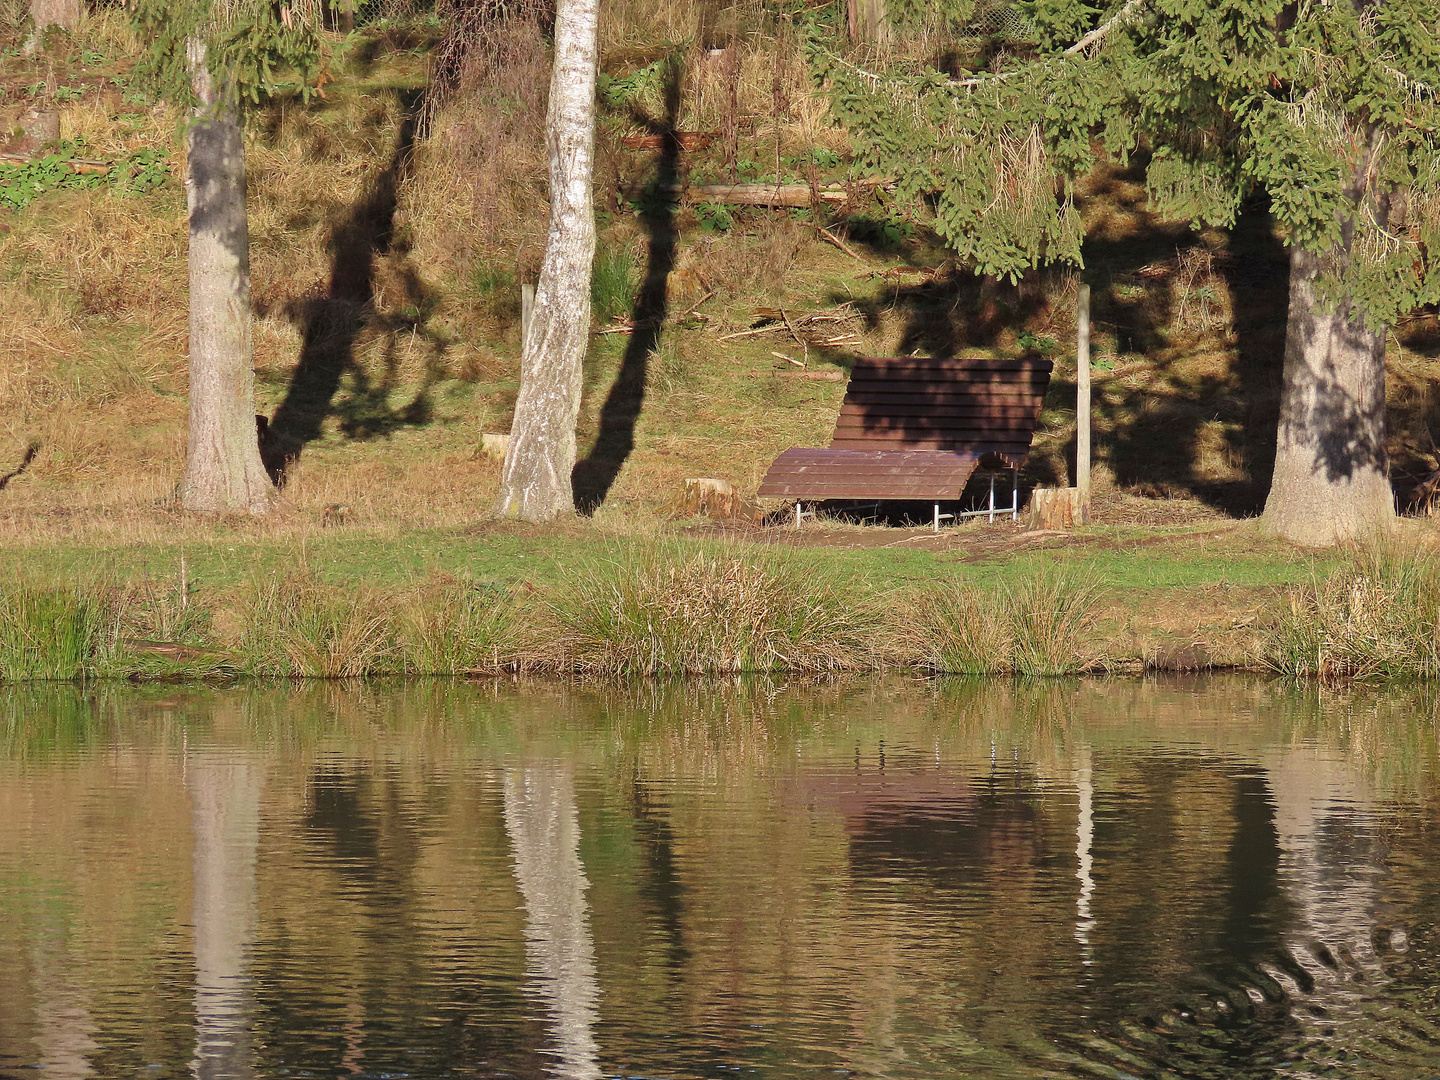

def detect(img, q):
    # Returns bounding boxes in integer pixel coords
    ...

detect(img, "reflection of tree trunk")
[190,755,262,1080]
[28,947,98,1079]
[503,766,602,1080]
[1265,749,1381,995]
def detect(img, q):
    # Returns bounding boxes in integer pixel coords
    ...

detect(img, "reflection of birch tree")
[503,765,602,1080]
[189,754,262,1080]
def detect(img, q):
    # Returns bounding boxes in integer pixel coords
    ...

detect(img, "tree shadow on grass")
[816,180,1292,517]
[571,59,682,514]
[262,87,443,483]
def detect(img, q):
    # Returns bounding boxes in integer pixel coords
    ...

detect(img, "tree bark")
[29,0,81,31]
[1261,245,1393,546]
[181,38,274,516]
[493,0,599,522]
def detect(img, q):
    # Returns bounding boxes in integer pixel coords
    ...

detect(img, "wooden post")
[1076,283,1091,500]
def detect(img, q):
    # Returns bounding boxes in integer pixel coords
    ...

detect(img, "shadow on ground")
[571,58,683,514]
[261,87,444,483]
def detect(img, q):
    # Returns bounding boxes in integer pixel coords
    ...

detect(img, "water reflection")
[0,677,1439,1079]
[189,752,261,1080]
[504,766,602,1080]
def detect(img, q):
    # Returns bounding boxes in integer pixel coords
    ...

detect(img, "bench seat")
[757,355,1053,506]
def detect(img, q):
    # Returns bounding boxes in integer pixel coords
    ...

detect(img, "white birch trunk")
[189,753,262,1080]
[503,765,602,1080]
[1261,246,1394,545]
[180,38,274,516]
[493,0,599,521]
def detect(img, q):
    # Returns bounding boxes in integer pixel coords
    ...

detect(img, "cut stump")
[1029,487,1089,530]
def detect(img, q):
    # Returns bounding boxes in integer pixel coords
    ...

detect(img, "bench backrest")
[828,356,1053,467]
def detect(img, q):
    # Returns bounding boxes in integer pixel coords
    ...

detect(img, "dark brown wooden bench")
[757,355,1053,528]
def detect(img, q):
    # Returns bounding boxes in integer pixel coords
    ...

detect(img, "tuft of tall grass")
[0,581,123,681]
[1267,546,1440,680]
[913,575,1102,676]
[237,572,398,679]
[591,242,638,325]
[401,578,525,674]
[547,543,879,674]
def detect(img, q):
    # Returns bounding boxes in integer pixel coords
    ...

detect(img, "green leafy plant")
[693,201,733,233]
[591,242,637,324]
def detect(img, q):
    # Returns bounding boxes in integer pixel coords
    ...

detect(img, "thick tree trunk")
[181,39,273,516]
[1261,246,1393,545]
[493,0,599,522]
[29,0,81,31]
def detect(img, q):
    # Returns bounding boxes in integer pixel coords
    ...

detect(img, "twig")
[678,288,716,318]
[771,351,804,367]
[778,306,810,364]
[816,225,864,262]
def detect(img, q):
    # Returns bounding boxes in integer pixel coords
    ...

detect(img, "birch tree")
[128,1,326,515]
[819,0,1440,545]
[494,0,600,522]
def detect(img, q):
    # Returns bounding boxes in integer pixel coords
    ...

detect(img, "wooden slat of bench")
[850,357,1053,372]
[757,356,1052,503]
[757,449,982,499]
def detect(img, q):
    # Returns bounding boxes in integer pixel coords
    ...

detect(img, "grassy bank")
[1,523,1425,682]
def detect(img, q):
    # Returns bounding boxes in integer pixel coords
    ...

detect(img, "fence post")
[1076,283,1091,517]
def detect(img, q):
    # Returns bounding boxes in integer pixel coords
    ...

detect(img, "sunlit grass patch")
[546,541,880,674]
[400,576,526,675]
[912,574,1103,676]
[236,570,398,679]
[0,580,123,681]
[1267,544,1440,680]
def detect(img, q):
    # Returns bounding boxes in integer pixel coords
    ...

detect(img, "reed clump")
[0,580,124,681]
[400,577,526,674]
[1267,547,1440,680]
[235,572,399,679]
[546,543,880,674]
[912,575,1102,676]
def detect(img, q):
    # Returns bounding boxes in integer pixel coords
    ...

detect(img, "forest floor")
[1,10,1439,675]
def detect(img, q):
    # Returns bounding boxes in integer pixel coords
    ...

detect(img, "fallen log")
[620,176,889,208]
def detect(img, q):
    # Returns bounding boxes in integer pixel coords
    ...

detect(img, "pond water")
[3,677,1440,1080]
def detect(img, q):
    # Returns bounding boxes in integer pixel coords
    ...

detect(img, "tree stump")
[674,478,762,523]
[1029,487,1089,530]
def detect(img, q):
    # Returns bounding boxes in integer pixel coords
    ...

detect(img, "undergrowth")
[1267,546,1440,680]
[546,543,879,674]
[912,574,1103,676]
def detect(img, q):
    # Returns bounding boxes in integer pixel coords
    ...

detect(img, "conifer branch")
[1063,0,1149,56]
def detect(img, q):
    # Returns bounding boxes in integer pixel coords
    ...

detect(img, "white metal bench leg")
[1011,468,1019,521]
[987,473,997,523]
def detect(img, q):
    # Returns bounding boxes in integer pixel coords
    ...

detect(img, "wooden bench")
[757,355,1053,528]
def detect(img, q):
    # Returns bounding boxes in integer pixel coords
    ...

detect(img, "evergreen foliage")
[814,0,1440,322]
[125,0,328,110]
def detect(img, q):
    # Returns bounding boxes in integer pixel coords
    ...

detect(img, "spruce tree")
[128,1,327,515]
[818,0,1439,545]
